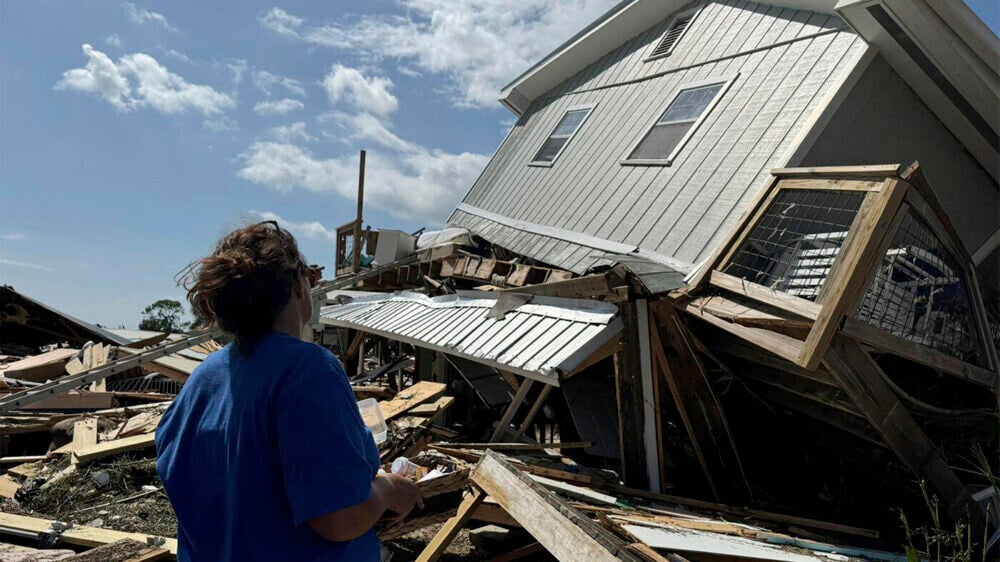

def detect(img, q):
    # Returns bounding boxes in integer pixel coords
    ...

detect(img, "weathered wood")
[709,271,822,320]
[501,272,610,299]
[822,336,980,526]
[613,301,650,489]
[649,302,750,504]
[472,500,522,528]
[469,452,643,562]
[841,317,996,388]
[490,378,533,442]
[771,164,902,178]
[379,381,446,421]
[0,474,21,499]
[0,455,47,464]
[345,331,365,360]
[776,178,885,191]
[74,433,155,464]
[680,301,805,365]
[0,512,177,555]
[415,490,486,562]
[798,178,906,370]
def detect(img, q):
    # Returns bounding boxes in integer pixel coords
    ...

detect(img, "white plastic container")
[356,398,387,445]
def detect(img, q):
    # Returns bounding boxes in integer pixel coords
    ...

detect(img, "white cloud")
[253,98,304,116]
[322,64,397,117]
[105,34,122,49]
[258,7,304,37]
[253,69,305,97]
[228,59,248,84]
[56,44,235,116]
[259,1,618,107]
[2,233,26,241]
[248,210,337,243]
[162,48,192,64]
[270,122,315,143]
[0,259,51,271]
[204,116,239,132]
[122,1,178,32]
[237,138,488,222]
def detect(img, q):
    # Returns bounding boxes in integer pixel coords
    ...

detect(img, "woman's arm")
[307,473,423,542]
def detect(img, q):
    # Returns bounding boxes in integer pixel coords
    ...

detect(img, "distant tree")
[139,299,188,333]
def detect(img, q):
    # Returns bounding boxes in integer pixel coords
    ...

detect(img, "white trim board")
[455,203,694,273]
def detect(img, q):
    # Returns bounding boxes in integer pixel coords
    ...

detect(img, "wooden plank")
[409,396,455,417]
[680,302,805,365]
[0,455,47,464]
[415,490,486,562]
[490,378,533,442]
[470,451,643,562]
[21,392,117,411]
[0,474,20,499]
[842,318,996,388]
[709,271,821,320]
[776,178,884,191]
[512,384,553,439]
[345,331,365,360]
[0,512,178,555]
[501,272,610,299]
[822,336,980,526]
[649,302,750,504]
[69,418,99,465]
[799,178,907,370]
[472,500,522,528]
[378,381,446,421]
[771,164,902,178]
[74,433,155,464]
[0,348,78,382]
[613,301,649,489]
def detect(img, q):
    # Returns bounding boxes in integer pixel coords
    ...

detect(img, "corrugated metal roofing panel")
[319,291,621,385]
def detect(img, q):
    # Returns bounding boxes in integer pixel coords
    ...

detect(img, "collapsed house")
[0,0,997,560]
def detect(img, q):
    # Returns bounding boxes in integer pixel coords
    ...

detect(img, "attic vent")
[649,10,695,59]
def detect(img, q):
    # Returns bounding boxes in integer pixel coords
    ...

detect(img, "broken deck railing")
[684,162,997,383]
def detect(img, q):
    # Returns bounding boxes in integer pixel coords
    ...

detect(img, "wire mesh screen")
[722,189,865,301]
[855,208,985,367]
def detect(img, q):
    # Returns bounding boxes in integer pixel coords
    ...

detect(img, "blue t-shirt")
[155,332,381,562]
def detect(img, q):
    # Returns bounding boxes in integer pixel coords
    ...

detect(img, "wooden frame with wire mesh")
[684,163,997,384]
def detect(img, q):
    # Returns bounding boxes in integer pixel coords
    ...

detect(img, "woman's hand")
[378,473,424,525]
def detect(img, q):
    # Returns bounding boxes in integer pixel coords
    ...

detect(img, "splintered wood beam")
[649,302,751,505]
[614,301,650,490]
[345,331,365,360]
[469,451,643,562]
[823,336,982,527]
[415,490,486,562]
[490,378,534,442]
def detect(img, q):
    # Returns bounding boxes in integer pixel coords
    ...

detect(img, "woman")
[156,221,422,561]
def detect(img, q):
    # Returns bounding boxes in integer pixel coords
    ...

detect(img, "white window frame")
[621,74,738,167]
[643,6,701,63]
[528,103,597,167]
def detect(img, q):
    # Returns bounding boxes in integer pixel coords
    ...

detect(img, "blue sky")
[1,1,997,329]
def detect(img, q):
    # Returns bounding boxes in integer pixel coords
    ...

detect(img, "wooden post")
[490,378,534,442]
[649,302,751,504]
[823,335,982,528]
[352,150,366,274]
[613,301,650,490]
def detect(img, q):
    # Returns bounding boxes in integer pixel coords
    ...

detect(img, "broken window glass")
[721,189,865,301]
[855,208,985,366]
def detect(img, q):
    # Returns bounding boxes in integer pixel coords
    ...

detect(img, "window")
[624,77,734,165]
[647,8,698,60]
[530,105,594,165]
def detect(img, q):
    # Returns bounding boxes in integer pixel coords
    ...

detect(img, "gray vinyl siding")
[452,0,868,273]
[799,55,999,255]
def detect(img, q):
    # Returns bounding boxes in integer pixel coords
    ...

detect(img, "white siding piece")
[497,316,562,365]
[480,314,545,361]
[619,524,852,562]
[518,322,589,372]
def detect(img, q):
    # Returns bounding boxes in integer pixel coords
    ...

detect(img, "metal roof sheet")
[320,291,621,385]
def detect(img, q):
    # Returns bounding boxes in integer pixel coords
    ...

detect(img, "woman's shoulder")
[268,334,344,375]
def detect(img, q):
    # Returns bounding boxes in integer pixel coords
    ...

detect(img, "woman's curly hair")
[180,221,309,352]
